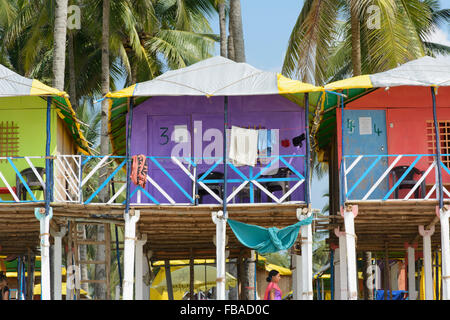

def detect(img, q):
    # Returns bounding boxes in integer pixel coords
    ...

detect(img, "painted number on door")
[159,127,169,145]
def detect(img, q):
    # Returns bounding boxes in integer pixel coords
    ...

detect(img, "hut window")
[0,121,19,162]
[427,121,450,167]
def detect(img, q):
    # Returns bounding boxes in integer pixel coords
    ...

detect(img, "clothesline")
[223,124,305,131]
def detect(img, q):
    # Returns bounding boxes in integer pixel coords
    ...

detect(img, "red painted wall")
[337,86,450,189]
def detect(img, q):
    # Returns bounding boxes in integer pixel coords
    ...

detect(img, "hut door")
[147,115,192,204]
[343,109,388,200]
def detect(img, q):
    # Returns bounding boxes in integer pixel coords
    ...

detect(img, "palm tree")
[228,0,245,62]
[94,0,111,300]
[53,0,69,90]
[1,0,220,300]
[217,0,227,57]
[282,0,450,86]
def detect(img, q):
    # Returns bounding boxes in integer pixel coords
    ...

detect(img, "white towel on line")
[228,126,258,167]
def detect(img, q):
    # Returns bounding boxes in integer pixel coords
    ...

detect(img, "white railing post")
[439,205,450,300]
[135,234,147,300]
[50,226,67,300]
[405,242,417,300]
[419,224,435,300]
[335,227,348,300]
[298,208,313,300]
[330,243,340,300]
[212,211,227,300]
[342,205,358,300]
[123,209,140,300]
[292,253,303,300]
[35,207,53,300]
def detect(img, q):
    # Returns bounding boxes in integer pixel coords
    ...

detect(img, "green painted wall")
[0,96,57,201]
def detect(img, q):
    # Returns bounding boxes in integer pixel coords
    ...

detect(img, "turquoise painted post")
[431,87,443,209]
[45,97,52,213]
[339,95,345,206]
[305,93,310,205]
[125,98,134,213]
[223,96,228,217]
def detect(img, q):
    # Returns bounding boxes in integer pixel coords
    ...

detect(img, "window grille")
[0,121,19,162]
[426,120,450,167]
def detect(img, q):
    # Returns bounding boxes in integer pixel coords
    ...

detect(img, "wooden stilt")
[384,242,388,300]
[165,259,174,300]
[435,250,439,300]
[406,243,417,300]
[25,249,35,300]
[238,250,245,300]
[73,224,81,300]
[190,248,194,300]
[66,221,73,300]
[332,246,339,300]
[105,224,111,300]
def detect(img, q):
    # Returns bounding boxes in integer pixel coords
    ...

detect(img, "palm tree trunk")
[229,0,245,62]
[350,0,362,76]
[218,1,227,57]
[68,32,78,110]
[227,24,235,61]
[363,251,373,300]
[78,224,89,294]
[52,0,69,91]
[95,0,110,300]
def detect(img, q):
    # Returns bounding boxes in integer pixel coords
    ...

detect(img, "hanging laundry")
[258,129,278,153]
[130,154,148,188]
[257,129,268,153]
[229,126,258,167]
[292,133,306,147]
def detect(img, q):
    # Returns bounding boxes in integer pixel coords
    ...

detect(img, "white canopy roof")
[107,56,322,98]
[0,64,65,97]
[325,56,450,90]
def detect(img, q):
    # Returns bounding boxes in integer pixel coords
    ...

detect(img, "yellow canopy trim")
[277,73,323,94]
[34,283,88,296]
[324,75,373,90]
[106,84,136,99]
[265,263,292,276]
[30,79,68,97]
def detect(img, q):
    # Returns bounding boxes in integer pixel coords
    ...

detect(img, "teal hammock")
[227,215,314,254]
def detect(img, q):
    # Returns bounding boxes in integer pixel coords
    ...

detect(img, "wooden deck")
[327,200,447,253]
[0,202,306,260]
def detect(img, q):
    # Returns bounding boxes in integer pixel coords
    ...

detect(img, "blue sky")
[209,0,450,213]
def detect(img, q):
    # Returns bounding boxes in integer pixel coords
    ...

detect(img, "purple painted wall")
[128,95,306,204]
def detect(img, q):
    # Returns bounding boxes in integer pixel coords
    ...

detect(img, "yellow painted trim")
[277,73,323,94]
[105,84,137,99]
[324,75,373,90]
